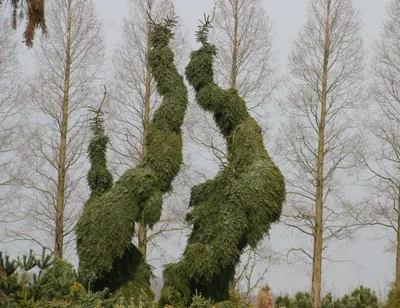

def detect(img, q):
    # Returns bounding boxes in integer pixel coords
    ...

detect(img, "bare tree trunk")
[55,0,72,260]
[138,0,153,259]
[312,1,331,306]
[396,189,400,285]
[230,0,239,89]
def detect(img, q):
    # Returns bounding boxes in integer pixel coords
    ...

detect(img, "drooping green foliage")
[0,0,46,47]
[76,17,188,299]
[160,16,286,307]
[86,99,113,200]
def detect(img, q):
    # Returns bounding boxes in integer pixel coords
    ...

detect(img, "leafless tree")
[108,0,189,260]
[0,9,25,241]
[9,0,105,260]
[211,0,278,113]
[232,243,280,299]
[355,0,400,286]
[276,0,365,307]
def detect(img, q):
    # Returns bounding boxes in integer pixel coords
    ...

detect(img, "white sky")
[11,0,395,299]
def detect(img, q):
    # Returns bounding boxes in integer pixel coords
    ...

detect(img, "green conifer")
[160,16,286,307]
[86,97,113,200]
[76,18,188,300]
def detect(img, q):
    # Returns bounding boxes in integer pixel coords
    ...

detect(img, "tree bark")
[312,0,331,307]
[54,0,72,259]
[137,0,153,259]
[230,0,239,89]
[396,188,400,286]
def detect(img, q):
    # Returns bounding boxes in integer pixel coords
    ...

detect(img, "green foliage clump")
[160,16,286,307]
[274,286,379,308]
[29,259,77,301]
[0,249,54,306]
[76,17,188,299]
[338,286,379,308]
[0,251,154,307]
[187,291,252,308]
[275,292,312,308]
[189,293,215,308]
[86,102,113,199]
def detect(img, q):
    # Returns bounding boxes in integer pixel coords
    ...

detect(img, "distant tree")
[355,0,400,287]
[276,0,365,307]
[275,287,378,308]
[0,8,25,241]
[12,0,105,259]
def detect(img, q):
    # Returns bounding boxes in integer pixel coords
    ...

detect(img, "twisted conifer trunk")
[160,18,285,307]
[76,19,188,297]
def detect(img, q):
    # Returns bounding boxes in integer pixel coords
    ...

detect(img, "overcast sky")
[12,0,395,298]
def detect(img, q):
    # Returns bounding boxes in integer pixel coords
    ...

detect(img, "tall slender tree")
[0,8,24,240]
[356,0,400,287]
[277,0,365,307]
[13,0,105,259]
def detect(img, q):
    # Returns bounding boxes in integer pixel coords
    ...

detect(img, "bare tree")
[211,0,278,112]
[276,0,365,307]
[0,9,25,240]
[356,0,400,286]
[10,0,105,260]
[232,243,280,299]
[108,0,189,260]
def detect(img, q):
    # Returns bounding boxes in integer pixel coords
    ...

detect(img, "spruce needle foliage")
[1,0,46,47]
[76,17,188,297]
[86,96,113,199]
[160,16,286,307]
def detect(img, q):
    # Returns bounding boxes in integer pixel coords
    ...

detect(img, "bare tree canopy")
[356,0,400,286]
[10,0,105,260]
[277,0,365,307]
[0,9,24,240]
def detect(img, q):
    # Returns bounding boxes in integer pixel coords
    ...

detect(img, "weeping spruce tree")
[160,17,286,307]
[86,93,113,200]
[1,0,46,47]
[76,18,188,300]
